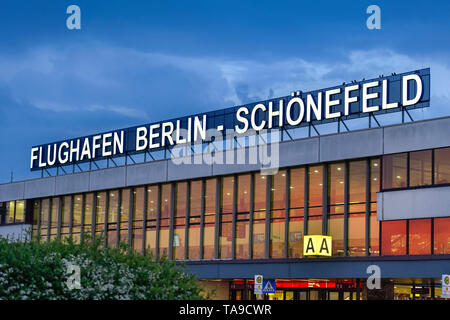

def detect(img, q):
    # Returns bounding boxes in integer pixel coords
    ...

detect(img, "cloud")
[0,44,449,124]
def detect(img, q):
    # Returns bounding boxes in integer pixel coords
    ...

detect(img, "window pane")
[50,197,59,237]
[61,197,71,234]
[6,201,14,224]
[370,159,380,202]
[146,186,158,220]
[108,190,118,224]
[40,199,50,239]
[434,217,450,255]
[204,179,216,215]
[290,168,305,209]
[95,192,106,232]
[253,218,265,259]
[219,220,232,259]
[272,170,286,211]
[254,174,267,211]
[237,174,251,213]
[434,147,450,184]
[188,224,200,260]
[307,215,322,235]
[381,220,406,255]
[134,187,145,227]
[203,222,215,259]
[348,213,365,256]
[175,182,187,218]
[133,228,143,253]
[288,217,303,258]
[173,225,185,260]
[328,215,344,256]
[270,215,285,258]
[410,150,432,187]
[236,219,249,259]
[160,184,171,219]
[409,219,431,255]
[349,160,366,204]
[309,165,323,207]
[32,200,39,236]
[84,193,93,234]
[189,180,202,216]
[15,200,25,223]
[145,226,156,258]
[382,153,407,189]
[120,189,130,236]
[328,163,345,206]
[221,176,234,214]
[370,212,380,256]
[72,195,82,235]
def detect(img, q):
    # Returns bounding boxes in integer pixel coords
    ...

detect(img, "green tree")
[0,234,205,300]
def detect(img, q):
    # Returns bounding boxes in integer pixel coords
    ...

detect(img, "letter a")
[320,238,329,255]
[306,238,315,253]
[66,5,81,30]
[366,5,381,30]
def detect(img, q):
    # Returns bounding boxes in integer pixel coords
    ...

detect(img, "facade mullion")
[46,197,52,243]
[115,190,121,248]
[365,159,371,256]
[91,192,97,241]
[248,173,255,259]
[80,194,85,243]
[343,161,349,257]
[322,163,328,235]
[68,195,74,239]
[265,173,271,259]
[168,182,175,260]
[185,181,191,260]
[214,178,220,259]
[304,165,309,236]
[231,175,237,259]
[284,169,290,258]
[104,191,109,248]
[128,188,134,249]
[142,186,148,256]
[155,185,161,259]
[199,180,205,259]
[36,200,41,241]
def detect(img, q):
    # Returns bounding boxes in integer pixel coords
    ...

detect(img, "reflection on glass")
[61,196,71,235]
[237,174,250,213]
[369,212,379,256]
[410,150,432,187]
[221,176,234,214]
[236,218,249,259]
[434,147,450,184]
[254,174,267,211]
[409,219,431,255]
[434,217,450,254]
[328,215,344,256]
[96,192,106,233]
[381,220,406,255]
[84,193,93,235]
[72,195,82,240]
[272,170,286,211]
[270,213,285,258]
[382,153,407,189]
[328,163,345,206]
[203,179,216,259]
[348,213,365,256]
[309,165,323,207]
[349,160,366,204]
[15,200,25,223]
[253,218,265,259]
[290,168,305,209]
[288,217,303,258]
[370,159,380,202]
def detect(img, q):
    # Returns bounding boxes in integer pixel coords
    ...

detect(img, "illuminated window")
[381,220,406,255]
[203,179,216,259]
[107,190,118,247]
[434,147,450,184]
[409,150,432,187]
[409,219,431,255]
[348,213,365,256]
[382,153,407,189]
[434,217,450,255]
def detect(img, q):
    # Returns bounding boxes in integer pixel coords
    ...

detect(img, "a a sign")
[30,69,430,171]
[262,280,276,294]
[254,275,263,295]
[442,274,450,298]
[303,235,332,257]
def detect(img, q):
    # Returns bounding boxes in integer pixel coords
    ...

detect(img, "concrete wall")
[0,224,31,242]
[1,116,450,202]
[377,186,450,221]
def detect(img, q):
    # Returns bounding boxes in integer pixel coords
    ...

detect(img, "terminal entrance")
[230,279,361,301]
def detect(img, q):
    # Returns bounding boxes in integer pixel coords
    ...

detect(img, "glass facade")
[4,147,449,262]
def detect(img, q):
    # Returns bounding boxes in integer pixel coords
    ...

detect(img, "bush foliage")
[0,235,204,300]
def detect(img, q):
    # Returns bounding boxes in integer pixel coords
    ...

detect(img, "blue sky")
[1,0,450,182]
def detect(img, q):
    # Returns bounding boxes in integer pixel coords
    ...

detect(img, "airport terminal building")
[1,69,449,300]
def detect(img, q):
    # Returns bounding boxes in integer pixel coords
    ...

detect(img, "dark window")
[382,153,407,189]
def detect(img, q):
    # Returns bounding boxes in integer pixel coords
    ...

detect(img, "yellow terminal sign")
[303,235,332,257]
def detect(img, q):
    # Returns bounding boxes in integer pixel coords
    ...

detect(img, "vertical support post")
[265,173,271,259]
[199,180,205,259]
[168,183,175,260]
[214,178,221,259]
[249,173,255,259]
[322,164,328,235]
[231,175,237,259]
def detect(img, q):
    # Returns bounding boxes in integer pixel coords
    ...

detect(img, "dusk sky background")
[0,0,449,182]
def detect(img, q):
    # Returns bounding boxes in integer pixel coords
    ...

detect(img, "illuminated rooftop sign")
[30,68,430,170]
